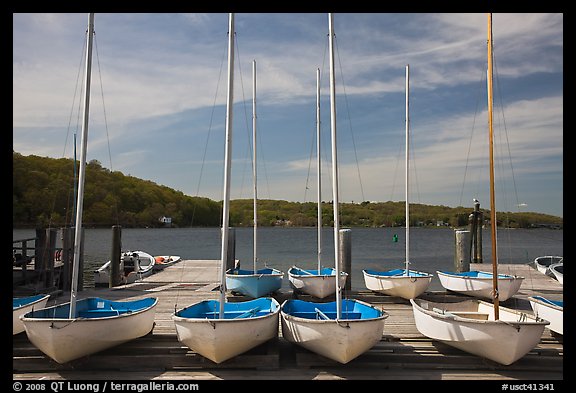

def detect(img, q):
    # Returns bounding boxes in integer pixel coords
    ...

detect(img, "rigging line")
[256,106,273,201]
[303,109,316,203]
[389,128,403,202]
[486,41,517,260]
[334,34,365,203]
[190,31,228,227]
[493,52,521,212]
[93,32,121,227]
[58,32,87,229]
[458,66,487,208]
[232,32,253,202]
[408,104,422,206]
[46,22,89,230]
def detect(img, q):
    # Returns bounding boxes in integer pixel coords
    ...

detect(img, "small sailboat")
[172,14,280,364]
[534,255,562,276]
[280,14,388,364]
[153,255,182,271]
[94,250,156,285]
[288,68,348,299]
[529,296,563,335]
[13,294,49,335]
[20,13,158,364]
[362,64,433,300]
[225,59,284,298]
[549,262,563,284]
[410,13,548,366]
[436,270,524,301]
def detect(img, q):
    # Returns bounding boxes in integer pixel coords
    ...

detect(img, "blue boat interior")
[364,268,430,277]
[439,271,513,279]
[227,268,281,276]
[175,298,279,320]
[23,297,157,319]
[532,296,563,308]
[13,294,47,309]
[282,299,383,320]
[290,267,337,276]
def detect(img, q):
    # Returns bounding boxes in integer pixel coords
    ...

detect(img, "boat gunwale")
[410,298,549,326]
[20,297,158,322]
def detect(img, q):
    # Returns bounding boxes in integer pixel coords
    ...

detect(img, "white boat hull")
[21,298,157,364]
[288,269,348,299]
[436,270,524,301]
[94,251,155,286]
[363,269,432,300]
[529,296,563,335]
[534,256,562,276]
[549,263,563,284]
[410,298,548,365]
[225,268,284,298]
[280,299,388,364]
[13,295,50,335]
[153,255,181,271]
[172,299,280,364]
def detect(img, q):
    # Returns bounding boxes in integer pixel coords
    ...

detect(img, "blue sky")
[13,13,563,218]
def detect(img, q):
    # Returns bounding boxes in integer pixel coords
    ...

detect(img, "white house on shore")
[159,216,172,227]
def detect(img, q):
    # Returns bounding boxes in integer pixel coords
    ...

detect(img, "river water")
[13,226,563,291]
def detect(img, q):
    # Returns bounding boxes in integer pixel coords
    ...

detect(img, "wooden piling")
[46,228,57,289]
[60,227,74,290]
[469,200,483,263]
[454,229,470,272]
[110,225,122,287]
[226,227,236,270]
[339,228,352,290]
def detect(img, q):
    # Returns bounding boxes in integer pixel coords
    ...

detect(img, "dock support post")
[110,225,122,287]
[46,228,57,289]
[339,228,352,290]
[226,227,236,270]
[60,227,74,290]
[454,229,470,272]
[77,227,84,291]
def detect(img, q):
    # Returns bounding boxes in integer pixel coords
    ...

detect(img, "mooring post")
[454,229,471,272]
[77,228,84,291]
[226,227,236,270]
[339,228,352,291]
[60,227,73,290]
[45,228,57,289]
[35,228,46,275]
[110,225,122,287]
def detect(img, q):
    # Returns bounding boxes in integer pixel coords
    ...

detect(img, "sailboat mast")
[328,13,342,319]
[487,12,500,319]
[69,12,94,318]
[316,68,322,273]
[219,13,235,318]
[252,59,258,272]
[405,64,410,275]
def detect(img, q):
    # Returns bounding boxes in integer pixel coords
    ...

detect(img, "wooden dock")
[13,261,563,380]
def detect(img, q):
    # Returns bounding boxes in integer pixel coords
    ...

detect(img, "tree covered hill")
[13,152,563,229]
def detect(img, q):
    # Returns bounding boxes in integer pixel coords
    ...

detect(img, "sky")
[12,13,563,218]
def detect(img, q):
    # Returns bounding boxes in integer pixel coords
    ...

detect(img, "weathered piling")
[60,227,74,290]
[110,225,122,287]
[339,228,352,290]
[454,229,470,272]
[226,227,236,270]
[469,200,483,263]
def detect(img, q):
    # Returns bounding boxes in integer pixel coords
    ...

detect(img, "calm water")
[13,227,563,291]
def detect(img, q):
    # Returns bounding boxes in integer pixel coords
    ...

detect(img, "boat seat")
[78,308,132,318]
[233,307,261,319]
[290,311,363,320]
[449,311,490,320]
